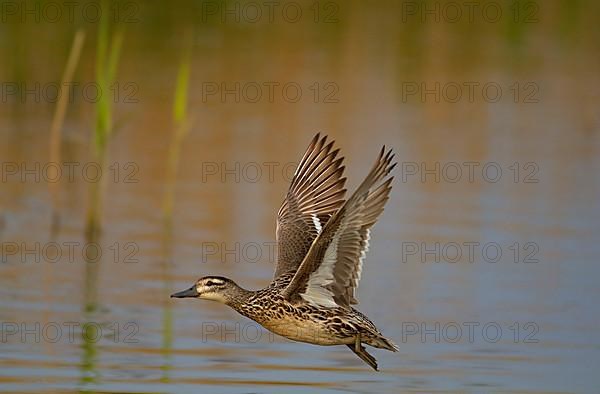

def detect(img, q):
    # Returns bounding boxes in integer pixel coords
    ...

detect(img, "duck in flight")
[171,133,398,370]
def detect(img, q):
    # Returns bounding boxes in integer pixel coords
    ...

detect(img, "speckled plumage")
[172,134,398,370]
[231,272,394,350]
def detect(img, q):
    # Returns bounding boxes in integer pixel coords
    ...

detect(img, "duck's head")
[170,276,245,305]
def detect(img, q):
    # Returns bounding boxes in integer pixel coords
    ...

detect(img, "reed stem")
[48,29,85,234]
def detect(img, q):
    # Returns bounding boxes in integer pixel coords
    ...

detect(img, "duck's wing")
[273,133,347,279]
[281,147,395,308]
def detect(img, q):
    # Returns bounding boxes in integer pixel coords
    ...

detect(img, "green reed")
[160,35,193,382]
[86,3,124,238]
[162,40,193,228]
[49,29,85,235]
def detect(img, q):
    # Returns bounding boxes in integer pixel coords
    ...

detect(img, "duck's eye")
[206,280,216,287]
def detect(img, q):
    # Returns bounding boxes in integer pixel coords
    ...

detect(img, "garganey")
[172,133,398,370]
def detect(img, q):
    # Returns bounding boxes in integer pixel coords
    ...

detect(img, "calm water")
[1,1,600,393]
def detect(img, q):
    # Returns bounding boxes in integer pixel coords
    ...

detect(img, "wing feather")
[273,134,347,278]
[281,147,396,308]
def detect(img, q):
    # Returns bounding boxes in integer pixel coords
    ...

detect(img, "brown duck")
[172,133,398,370]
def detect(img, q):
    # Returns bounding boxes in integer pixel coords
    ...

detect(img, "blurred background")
[1,0,599,392]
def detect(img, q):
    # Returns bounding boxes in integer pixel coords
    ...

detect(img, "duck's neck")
[223,284,254,312]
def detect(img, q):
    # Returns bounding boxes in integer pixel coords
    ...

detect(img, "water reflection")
[80,231,100,387]
[159,226,174,384]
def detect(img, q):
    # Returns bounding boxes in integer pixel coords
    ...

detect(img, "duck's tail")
[369,334,399,352]
[347,333,398,370]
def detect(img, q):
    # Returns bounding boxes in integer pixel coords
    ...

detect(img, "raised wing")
[281,147,395,308]
[273,134,347,278]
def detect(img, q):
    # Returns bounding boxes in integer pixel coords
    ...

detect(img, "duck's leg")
[346,336,378,371]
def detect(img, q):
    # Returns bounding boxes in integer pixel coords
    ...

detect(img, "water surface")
[1,1,599,392]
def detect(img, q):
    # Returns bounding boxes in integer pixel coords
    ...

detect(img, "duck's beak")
[170,286,199,298]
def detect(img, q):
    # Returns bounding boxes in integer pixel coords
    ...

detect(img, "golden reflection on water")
[1,0,600,393]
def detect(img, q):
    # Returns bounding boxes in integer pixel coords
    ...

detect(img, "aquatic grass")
[45,30,86,334]
[162,39,193,229]
[86,3,124,238]
[48,29,86,235]
[160,35,194,382]
[82,31,122,387]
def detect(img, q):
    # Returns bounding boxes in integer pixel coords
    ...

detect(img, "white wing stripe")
[356,229,369,283]
[311,214,322,234]
[300,223,344,307]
